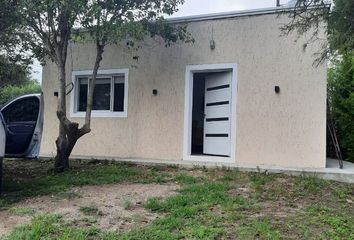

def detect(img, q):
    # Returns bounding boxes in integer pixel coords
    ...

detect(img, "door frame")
[183,63,238,163]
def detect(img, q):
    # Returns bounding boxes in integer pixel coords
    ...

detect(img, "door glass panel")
[1,97,39,123]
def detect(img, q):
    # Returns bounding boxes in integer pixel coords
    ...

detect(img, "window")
[71,69,128,118]
[2,97,39,123]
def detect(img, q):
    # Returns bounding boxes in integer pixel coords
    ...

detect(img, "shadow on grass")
[0,159,178,208]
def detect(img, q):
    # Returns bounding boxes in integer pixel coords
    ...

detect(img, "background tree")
[283,0,354,162]
[0,0,40,104]
[281,0,353,61]
[328,53,354,162]
[0,55,32,88]
[3,0,103,172]
[0,81,41,106]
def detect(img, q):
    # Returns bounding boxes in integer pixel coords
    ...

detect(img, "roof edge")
[166,5,328,24]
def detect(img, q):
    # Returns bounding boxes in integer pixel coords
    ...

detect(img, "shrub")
[0,81,41,106]
[328,52,354,162]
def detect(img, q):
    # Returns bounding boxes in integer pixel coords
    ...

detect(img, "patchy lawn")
[0,159,353,240]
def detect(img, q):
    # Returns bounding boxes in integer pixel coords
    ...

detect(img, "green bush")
[0,55,32,88]
[328,52,354,162]
[0,81,41,106]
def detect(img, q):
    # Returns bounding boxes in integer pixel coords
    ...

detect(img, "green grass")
[4,214,99,240]
[2,159,354,240]
[235,219,282,240]
[79,204,99,215]
[0,159,176,208]
[8,207,36,216]
[122,198,133,210]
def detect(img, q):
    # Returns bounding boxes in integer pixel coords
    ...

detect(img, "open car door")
[0,113,5,158]
[0,111,4,194]
[0,94,43,159]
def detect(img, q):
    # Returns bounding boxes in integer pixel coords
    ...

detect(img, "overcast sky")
[31,0,289,82]
[171,0,285,17]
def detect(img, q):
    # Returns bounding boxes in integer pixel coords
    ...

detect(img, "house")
[40,6,327,169]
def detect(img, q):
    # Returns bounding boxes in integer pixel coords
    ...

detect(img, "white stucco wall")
[40,12,327,168]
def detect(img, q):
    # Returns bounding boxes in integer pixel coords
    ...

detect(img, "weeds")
[79,204,99,215]
[2,159,353,240]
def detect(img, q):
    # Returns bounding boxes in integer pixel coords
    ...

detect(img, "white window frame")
[70,69,129,118]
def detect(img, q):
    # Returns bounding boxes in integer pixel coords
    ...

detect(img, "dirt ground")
[0,183,179,237]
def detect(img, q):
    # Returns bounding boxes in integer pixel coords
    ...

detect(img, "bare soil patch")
[0,183,178,237]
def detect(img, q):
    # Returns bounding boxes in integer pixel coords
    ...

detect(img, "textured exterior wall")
[40,12,327,168]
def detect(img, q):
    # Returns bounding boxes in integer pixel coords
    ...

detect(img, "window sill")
[70,111,128,118]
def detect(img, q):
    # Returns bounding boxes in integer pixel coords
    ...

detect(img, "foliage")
[0,0,33,65]
[0,0,18,34]
[0,55,33,88]
[78,0,192,48]
[281,0,354,63]
[329,0,354,54]
[0,81,41,106]
[328,52,354,162]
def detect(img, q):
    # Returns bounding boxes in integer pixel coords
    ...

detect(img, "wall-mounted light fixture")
[54,91,58,97]
[275,86,280,94]
[210,40,216,50]
[152,89,158,96]
[210,25,216,50]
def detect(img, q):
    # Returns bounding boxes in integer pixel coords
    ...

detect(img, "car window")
[1,97,39,123]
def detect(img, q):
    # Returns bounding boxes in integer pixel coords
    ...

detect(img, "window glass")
[78,78,88,112]
[114,76,125,112]
[93,78,111,110]
[76,74,126,113]
[2,97,39,123]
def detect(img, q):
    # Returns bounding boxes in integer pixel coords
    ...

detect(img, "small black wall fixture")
[152,89,158,96]
[275,86,280,94]
[54,82,74,97]
[210,40,216,50]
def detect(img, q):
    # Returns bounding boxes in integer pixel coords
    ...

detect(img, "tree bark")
[53,41,105,173]
[54,61,70,172]
[83,42,105,129]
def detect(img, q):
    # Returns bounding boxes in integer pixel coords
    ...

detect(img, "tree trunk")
[54,62,70,172]
[84,43,104,127]
[53,41,105,173]
[55,112,85,172]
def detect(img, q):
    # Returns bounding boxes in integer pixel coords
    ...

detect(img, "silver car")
[0,105,4,194]
[0,113,6,161]
[0,112,5,159]
[0,94,43,159]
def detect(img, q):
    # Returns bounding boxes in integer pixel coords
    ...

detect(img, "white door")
[203,72,232,156]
